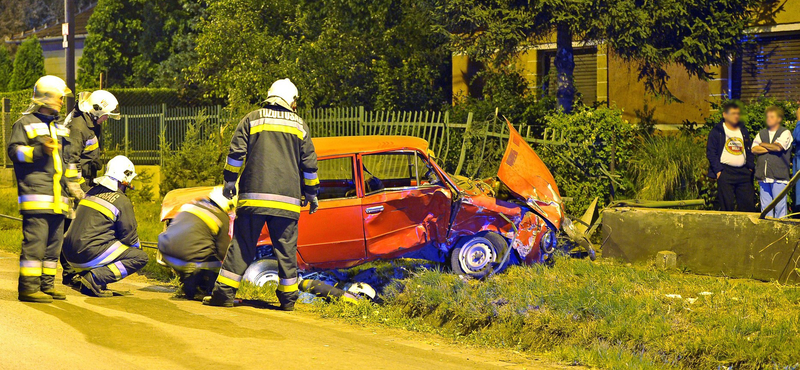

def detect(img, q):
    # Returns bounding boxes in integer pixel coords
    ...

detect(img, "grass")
[0,186,174,281]
[302,258,800,370]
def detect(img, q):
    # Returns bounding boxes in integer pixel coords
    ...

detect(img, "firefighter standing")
[62,155,149,297]
[204,78,319,311]
[61,90,120,286]
[158,187,235,300]
[6,76,74,303]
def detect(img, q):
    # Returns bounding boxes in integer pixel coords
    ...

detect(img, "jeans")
[759,181,788,218]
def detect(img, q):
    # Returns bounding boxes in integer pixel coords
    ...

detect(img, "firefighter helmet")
[23,75,73,114]
[265,78,299,111]
[95,155,137,190]
[209,186,236,212]
[78,90,121,120]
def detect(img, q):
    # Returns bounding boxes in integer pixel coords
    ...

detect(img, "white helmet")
[78,90,120,120]
[95,155,137,190]
[23,75,73,114]
[209,186,236,212]
[265,78,299,111]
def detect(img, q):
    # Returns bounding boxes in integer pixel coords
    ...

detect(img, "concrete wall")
[602,208,800,284]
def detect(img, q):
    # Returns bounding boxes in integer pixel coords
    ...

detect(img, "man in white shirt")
[752,106,792,217]
[706,101,756,212]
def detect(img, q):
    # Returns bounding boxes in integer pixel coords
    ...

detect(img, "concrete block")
[656,251,677,270]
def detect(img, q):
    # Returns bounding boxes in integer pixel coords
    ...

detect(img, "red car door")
[359,151,451,259]
[294,155,367,268]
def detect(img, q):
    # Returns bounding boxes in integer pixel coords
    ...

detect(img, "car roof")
[311,135,429,157]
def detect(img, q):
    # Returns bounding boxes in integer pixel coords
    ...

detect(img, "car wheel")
[242,259,280,287]
[450,232,509,278]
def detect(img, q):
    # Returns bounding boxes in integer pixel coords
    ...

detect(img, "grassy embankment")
[2,186,800,369]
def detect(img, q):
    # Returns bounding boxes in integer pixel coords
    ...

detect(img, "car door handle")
[365,206,384,214]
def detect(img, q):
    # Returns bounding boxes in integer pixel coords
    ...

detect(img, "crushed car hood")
[160,186,216,221]
[496,119,564,229]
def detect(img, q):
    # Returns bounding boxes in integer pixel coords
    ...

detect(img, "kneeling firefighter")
[204,78,319,311]
[158,187,235,299]
[63,155,149,297]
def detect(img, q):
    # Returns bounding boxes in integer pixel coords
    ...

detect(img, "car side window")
[362,152,419,194]
[415,153,444,187]
[317,157,357,200]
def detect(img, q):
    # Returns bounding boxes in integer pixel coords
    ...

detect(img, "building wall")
[451,0,800,126]
[40,37,84,81]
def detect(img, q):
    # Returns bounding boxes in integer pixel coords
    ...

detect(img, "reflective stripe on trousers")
[69,241,128,270]
[216,269,242,289]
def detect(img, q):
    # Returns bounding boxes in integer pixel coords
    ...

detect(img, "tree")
[78,0,144,87]
[193,0,450,110]
[8,36,45,90]
[0,45,13,91]
[445,0,760,113]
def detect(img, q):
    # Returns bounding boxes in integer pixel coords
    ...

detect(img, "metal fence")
[0,101,565,172]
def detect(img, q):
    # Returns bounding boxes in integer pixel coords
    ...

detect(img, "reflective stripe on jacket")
[223,105,318,219]
[63,186,139,264]
[158,198,231,263]
[6,112,72,215]
[64,109,102,184]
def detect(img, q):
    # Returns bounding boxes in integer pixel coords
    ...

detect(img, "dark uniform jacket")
[6,112,72,215]
[158,198,231,264]
[65,108,102,187]
[223,105,319,219]
[63,185,140,263]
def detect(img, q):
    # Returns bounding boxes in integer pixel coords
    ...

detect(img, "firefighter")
[62,155,149,297]
[158,187,235,300]
[61,90,120,286]
[204,78,319,311]
[6,75,74,303]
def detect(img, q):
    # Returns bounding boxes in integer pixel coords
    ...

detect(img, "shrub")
[536,107,636,217]
[0,45,12,91]
[159,111,226,196]
[629,134,708,201]
[8,36,45,91]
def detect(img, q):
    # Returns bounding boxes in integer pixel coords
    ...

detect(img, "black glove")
[301,193,319,214]
[223,181,237,199]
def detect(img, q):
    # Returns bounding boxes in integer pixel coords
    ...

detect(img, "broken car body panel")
[161,134,563,271]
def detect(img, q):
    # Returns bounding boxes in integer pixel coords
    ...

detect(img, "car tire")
[242,259,280,287]
[450,232,509,279]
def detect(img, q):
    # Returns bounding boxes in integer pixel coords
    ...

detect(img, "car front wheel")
[242,259,280,287]
[450,233,509,278]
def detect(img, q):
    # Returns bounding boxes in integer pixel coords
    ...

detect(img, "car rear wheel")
[450,232,509,278]
[242,259,280,287]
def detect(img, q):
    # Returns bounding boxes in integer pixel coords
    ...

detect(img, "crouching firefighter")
[158,187,235,300]
[61,90,120,287]
[204,78,319,311]
[7,76,74,303]
[62,156,149,297]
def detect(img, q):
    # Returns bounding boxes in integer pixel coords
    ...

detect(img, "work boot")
[41,289,67,300]
[277,291,299,312]
[19,291,54,303]
[80,274,113,297]
[202,296,234,307]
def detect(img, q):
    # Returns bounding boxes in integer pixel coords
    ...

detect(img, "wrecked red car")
[160,121,565,281]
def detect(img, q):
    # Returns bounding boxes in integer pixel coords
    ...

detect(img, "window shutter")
[542,48,598,105]
[732,32,800,101]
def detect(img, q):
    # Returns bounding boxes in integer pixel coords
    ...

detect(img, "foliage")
[443,0,760,105]
[193,0,450,110]
[78,0,143,87]
[8,36,45,90]
[629,134,708,201]
[159,111,225,196]
[536,107,636,216]
[0,45,12,91]
[701,98,799,136]
[128,169,155,203]
[312,257,800,370]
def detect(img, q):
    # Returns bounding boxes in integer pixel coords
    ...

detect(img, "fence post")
[160,103,166,167]
[454,112,473,176]
[358,106,365,136]
[1,98,9,168]
[124,116,129,157]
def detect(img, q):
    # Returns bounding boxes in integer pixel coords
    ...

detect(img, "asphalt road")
[0,251,573,370]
